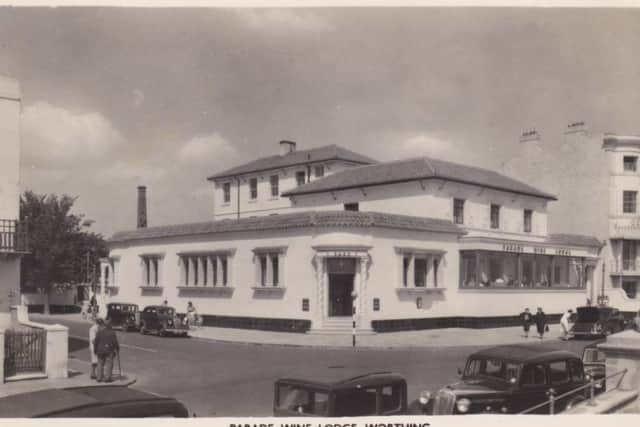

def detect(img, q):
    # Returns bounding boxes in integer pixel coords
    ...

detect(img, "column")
[312,255,325,329]
[407,254,415,287]
[179,257,186,286]
[265,253,274,286]
[197,257,205,286]
[516,254,522,285]
[218,256,225,286]
[207,256,215,286]
[425,255,433,288]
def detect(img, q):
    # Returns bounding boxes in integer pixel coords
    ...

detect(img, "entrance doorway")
[327,258,356,317]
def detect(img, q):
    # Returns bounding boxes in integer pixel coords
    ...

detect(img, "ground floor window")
[179,252,231,286]
[398,249,443,288]
[253,246,287,287]
[460,250,585,289]
[141,255,162,286]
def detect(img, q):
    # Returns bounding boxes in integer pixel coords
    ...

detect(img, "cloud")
[177,133,237,164]
[234,9,332,33]
[21,101,124,168]
[399,134,457,158]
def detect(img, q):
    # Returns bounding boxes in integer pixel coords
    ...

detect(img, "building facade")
[104,142,602,332]
[0,75,26,329]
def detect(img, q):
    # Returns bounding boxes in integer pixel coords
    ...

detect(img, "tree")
[20,191,107,314]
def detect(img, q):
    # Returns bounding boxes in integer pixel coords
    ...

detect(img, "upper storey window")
[524,209,533,233]
[624,156,638,172]
[296,171,306,186]
[490,204,500,229]
[314,165,325,178]
[453,199,465,225]
[623,191,637,214]
[223,182,231,203]
[270,175,279,197]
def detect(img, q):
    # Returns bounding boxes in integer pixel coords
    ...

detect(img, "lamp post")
[351,290,358,347]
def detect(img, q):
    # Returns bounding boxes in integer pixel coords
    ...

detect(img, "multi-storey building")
[0,75,27,329]
[103,141,601,332]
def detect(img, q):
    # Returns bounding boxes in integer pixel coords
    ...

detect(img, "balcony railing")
[0,219,28,253]
[610,259,640,274]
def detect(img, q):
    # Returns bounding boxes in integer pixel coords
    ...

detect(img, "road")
[33,315,594,417]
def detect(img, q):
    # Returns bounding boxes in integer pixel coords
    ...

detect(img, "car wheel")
[565,396,585,411]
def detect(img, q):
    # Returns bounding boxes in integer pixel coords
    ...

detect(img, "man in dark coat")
[534,307,547,339]
[93,320,120,382]
[519,308,533,338]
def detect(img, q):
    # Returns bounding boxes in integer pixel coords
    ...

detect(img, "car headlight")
[419,391,432,405]
[595,382,603,389]
[167,319,173,326]
[456,398,471,413]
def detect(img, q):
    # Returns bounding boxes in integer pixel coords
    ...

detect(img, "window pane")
[380,385,403,413]
[250,178,258,199]
[296,171,306,186]
[524,209,532,232]
[624,191,637,213]
[490,205,500,229]
[549,361,569,384]
[270,175,279,197]
[403,256,410,287]
[521,364,547,386]
[624,156,637,172]
[414,258,426,287]
[454,199,465,224]
[223,183,231,203]
[260,255,267,286]
[272,254,279,286]
[314,165,325,178]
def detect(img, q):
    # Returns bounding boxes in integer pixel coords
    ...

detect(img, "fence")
[519,369,628,414]
[3,328,46,378]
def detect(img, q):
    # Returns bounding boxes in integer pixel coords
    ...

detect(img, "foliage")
[20,191,107,298]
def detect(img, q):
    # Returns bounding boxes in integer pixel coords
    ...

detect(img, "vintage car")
[418,344,588,415]
[570,306,627,338]
[139,305,189,337]
[274,372,411,416]
[0,384,189,417]
[582,341,606,392]
[106,303,140,331]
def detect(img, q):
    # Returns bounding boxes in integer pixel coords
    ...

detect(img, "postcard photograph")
[0,3,639,420]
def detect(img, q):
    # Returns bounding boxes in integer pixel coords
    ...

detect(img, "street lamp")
[351,290,358,347]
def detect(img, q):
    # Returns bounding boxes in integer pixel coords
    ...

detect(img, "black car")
[106,303,140,331]
[139,305,189,337]
[571,306,627,338]
[0,385,189,417]
[274,372,410,416]
[582,341,606,392]
[418,344,588,415]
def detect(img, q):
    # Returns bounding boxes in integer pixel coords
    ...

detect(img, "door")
[327,258,356,317]
[512,363,550,413]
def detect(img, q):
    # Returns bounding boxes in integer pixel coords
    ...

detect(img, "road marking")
[69,335,158,353]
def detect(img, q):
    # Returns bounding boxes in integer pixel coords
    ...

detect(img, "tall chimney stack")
[279,140,297,156]
[137,186,147,229]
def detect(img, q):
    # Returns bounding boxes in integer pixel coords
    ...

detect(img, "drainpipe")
[235,177,241,219]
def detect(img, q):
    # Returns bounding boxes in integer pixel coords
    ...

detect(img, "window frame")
[270,175,279,197]
[623,156,638,172]
[295,171,306,186]
[253,246,287,288]
[490,204,501,229]
[222,182,231,204]
[314,165,325,178]
[623,190,637,214]
[249,178,258,200]
[524,209,533,233]
[453,198,465,225]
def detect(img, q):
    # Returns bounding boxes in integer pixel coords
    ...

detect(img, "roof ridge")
[422,156,436,175]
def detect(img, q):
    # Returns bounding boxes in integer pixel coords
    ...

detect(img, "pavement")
[43,312,569,348]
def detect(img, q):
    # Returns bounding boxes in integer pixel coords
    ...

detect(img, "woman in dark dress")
[534,307,547,339]
[520,308,533,338]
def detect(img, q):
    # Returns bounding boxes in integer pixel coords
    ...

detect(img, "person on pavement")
[89,317,103,379]
[519,308,533,338]
[560,309,573,340]
[186,301,198,328]
[93,319,120,383]
[534,307,547,339]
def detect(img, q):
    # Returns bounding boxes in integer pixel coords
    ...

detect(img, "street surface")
[33,315,594,417]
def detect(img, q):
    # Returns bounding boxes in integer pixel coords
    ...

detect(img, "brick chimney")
[137,186,147,228]
[279,140,297,156]
[519,129,540,143]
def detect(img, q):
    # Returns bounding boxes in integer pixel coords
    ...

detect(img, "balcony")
[0,219,28,254]
[610,259,640,276]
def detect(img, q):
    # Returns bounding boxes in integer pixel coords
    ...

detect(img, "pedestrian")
[534,307,547,339]
[186,301,198,328]
[519,308,533,338]
[89,294,98,319]
[560,309,573,340]
[93,319,120,383]
[89,317,103,379]
[162,300,169,307]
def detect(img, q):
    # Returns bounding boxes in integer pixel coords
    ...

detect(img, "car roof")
[144,305,173,310]
[276,372,406,392]
[0,386,177,418]
[470,344,580,364]
[108,303,138,308]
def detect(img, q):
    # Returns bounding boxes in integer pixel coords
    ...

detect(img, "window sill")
[458,287,585,292]
[177,286,235,297]
[269,197,279,201]
[395,287,445,296]
[139,286,163,295]
[248,199,258,204]
[252,286,286,298]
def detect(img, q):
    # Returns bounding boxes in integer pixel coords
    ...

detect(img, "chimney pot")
[137,186,147,229]
[279,140,297,156]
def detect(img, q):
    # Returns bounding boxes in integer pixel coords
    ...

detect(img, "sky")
[1,7,638,237]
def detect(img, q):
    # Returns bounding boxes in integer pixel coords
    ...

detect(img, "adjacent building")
[103,141,602,332]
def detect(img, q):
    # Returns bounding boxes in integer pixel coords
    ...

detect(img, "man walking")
[93,319,120,383]
[520,308,533,338]
[560,309,573,340]
[534,307,547,339]
[88,318,103,379]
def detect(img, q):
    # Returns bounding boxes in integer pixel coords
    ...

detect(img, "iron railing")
[0,219,28,253]
[519,369,628,415]
[3,328,46,378]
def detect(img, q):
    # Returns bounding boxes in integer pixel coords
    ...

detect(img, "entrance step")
[309,318,375,335]
[4,372,48,382]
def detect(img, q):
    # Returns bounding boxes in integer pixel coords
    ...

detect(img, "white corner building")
[103,140,602,333]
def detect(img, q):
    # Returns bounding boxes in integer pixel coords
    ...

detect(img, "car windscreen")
[576,307,601,323]
[276,384,328,416]
[464,358,520,383]
[583,348,605,364]
[159,308,175,316]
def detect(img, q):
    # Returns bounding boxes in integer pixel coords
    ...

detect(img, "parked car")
[139,305,189,337]
[417,344,589,415]
[0,385,189,417]
[106,303,140,332]
[571,306,627,338]
[582,340,606,392]
[274,372,411,416]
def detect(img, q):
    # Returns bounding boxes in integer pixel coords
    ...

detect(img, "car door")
[512,363,549,413]
[548,359,579,412]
